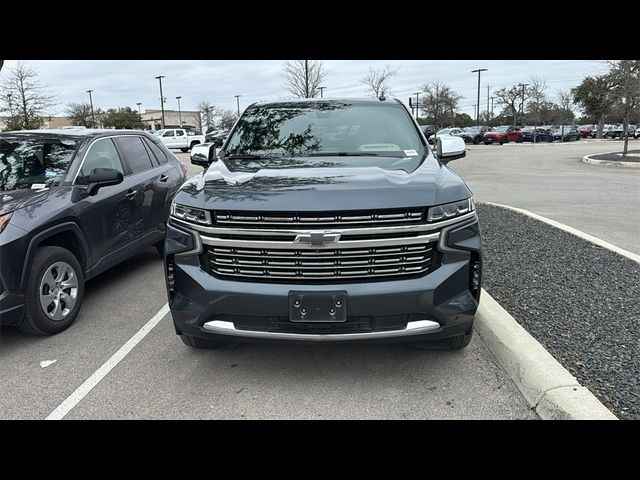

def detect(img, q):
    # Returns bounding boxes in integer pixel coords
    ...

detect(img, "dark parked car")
[166,98,481,350]
[482,125,522,144]
[460,126,491,144]
[419,124,437,139]
[520,127,553,142]
[204,129,230,147]
[0,129,186,335]
[552,126,581,141]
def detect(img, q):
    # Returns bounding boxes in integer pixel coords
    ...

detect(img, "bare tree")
[361,64,397,98]
[218,109,239,130]
[66,102,101,127]
[526,75,548,128]
[198,100,220,133]
[282,60,328,98]
[0,61,57,130]
[607,60,640,157]
[494,85,528,126]
[421,81,462,128]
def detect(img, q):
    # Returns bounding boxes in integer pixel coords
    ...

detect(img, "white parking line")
[45,303,170,420]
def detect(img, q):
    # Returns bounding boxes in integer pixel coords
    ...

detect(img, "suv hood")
[175,155,472,211]
[0,188,50,216]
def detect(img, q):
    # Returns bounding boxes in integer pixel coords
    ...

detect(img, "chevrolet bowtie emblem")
[294,231,341,247]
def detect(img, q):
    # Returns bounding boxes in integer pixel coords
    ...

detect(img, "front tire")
[180,335,238,349]
[180,148,188,153]
[18,246,84,336]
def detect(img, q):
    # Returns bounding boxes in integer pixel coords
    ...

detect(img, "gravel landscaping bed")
[476,204,640,419]
[588,150,640,162]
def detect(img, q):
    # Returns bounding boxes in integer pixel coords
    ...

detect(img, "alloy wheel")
[39,261,79,321]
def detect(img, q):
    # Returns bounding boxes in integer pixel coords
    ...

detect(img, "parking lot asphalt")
[0,152,540,420]
[449,138,640,255]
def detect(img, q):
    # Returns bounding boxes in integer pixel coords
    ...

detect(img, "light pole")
[413,92,420,121]
[86,90,95,127]
[486,85,490,125]
[155,75,166,129]
[490,96,495,121]
[517,83,529,121]
[471,68,487,127]
[176,96,182,127]
[136,102,142,114]
[234,95,241,116]
[6,93,12,115]
[318,86,326,98]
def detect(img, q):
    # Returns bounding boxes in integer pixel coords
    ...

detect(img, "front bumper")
[165,217,481,345]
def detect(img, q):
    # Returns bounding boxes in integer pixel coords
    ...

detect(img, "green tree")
[494,85,528,126]
[0,61,57,130]
[102,107,143,129]
[607,60,640,157]
[572,75,616,137]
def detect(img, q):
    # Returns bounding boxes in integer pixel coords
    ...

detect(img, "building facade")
[141,109,201,132]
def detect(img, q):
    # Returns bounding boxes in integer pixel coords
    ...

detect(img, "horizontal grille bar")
[203,243,439,281]
[214,208,425,228]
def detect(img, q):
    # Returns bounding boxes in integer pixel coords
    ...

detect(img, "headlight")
[170,203,211,225]
[427,198,474,222]
[0,212,12,234]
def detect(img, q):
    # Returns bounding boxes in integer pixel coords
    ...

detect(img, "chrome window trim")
[72,134,157,185]
[168,211,476,237]
[202,319,441,341]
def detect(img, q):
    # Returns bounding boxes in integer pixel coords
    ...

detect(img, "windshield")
[0,136,78,192]
[436,129,451,135]
[493,126,509,132]
[152,130,165,136]
[224,102,425,165]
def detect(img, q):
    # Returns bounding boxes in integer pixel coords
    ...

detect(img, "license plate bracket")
[289,291,347,323]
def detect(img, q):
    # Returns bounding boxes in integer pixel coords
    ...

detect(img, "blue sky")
[1,60,607,117]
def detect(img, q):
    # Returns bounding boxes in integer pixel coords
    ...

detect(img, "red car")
[578,126,594,138]
[482,126,522,145]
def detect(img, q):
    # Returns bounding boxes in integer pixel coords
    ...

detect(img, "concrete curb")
[582,153,640,168]
[476,290,617,420]
[480,202,640,264]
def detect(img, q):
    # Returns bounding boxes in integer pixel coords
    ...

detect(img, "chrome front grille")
[214,208,425,228]
[203,243,439,281]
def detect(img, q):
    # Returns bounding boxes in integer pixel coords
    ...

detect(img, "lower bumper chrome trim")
[201,319,441,341]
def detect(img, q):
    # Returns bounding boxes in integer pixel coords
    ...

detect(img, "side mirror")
[436,136,466,164]
[86,168,123,196]
[190,143,216,168]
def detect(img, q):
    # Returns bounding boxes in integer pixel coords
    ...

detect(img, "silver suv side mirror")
[190,143,216,168]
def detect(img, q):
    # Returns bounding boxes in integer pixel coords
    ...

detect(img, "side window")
[114,136,154,174]
[176,130,184,137]
[142,137,168,165]
[163,130,175,137]
[78,138,124,182]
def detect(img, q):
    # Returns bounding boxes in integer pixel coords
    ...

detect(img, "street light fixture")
[86,89,95,127]
[136,102,142,114]
[155,75,166,129]
[234,95,241,116]
[176,96,182,127]
[471,68,487,127]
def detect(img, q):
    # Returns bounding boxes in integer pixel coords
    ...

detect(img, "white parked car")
[153,128,206,152]
[428,128,464,144]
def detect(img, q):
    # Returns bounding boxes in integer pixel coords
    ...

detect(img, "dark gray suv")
[165,98,481,350]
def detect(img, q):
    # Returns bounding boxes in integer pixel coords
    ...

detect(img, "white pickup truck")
[153,128,206,152]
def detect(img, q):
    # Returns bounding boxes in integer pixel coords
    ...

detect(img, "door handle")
[159,174,169,182]
[125,189,137,199]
